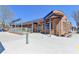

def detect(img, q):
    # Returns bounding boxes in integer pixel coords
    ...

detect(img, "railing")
[9,27,32,34]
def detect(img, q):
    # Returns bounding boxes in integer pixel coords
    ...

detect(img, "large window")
[38,25,41,32]
[46,23,49,29]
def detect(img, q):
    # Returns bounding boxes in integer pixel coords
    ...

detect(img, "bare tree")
[72,10,79,28]
[0,5,14,29]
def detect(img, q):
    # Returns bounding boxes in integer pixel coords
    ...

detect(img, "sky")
[9,5,79,27]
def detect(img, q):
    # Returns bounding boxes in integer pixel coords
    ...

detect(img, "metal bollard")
[26,33,28,44]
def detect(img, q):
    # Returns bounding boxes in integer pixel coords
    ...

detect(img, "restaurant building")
[23,10,72,36]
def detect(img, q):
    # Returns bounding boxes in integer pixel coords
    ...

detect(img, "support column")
[49,18,52,36]
[21,22,23,32]
[14,23,16,32]
[53,19,55,35]
[44,20,46,34]
[59,19,61,36]
[32,22,34,33]
[42,23,44,33]
[37,22,39,32]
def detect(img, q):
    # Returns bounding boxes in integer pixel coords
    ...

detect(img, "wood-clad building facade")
[23,18,44,33]
[23,10,72,36]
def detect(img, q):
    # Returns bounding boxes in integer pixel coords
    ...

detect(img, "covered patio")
[44,10,64,36]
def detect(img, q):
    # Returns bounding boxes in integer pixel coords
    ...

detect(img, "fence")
[9,27,32,34]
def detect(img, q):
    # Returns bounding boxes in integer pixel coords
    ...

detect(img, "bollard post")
[26,33,28,44]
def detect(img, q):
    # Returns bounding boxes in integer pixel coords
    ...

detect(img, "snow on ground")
[0,32,79,54]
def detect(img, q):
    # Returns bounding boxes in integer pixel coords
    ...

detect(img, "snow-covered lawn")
[0,32,79,54]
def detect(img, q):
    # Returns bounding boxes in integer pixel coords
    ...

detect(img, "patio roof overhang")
[44,10,64,20]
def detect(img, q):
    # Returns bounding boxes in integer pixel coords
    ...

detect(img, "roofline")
[43,10,53,20]
[23,10,65,25]
[43,10,64,20]
[23,18,44,25]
